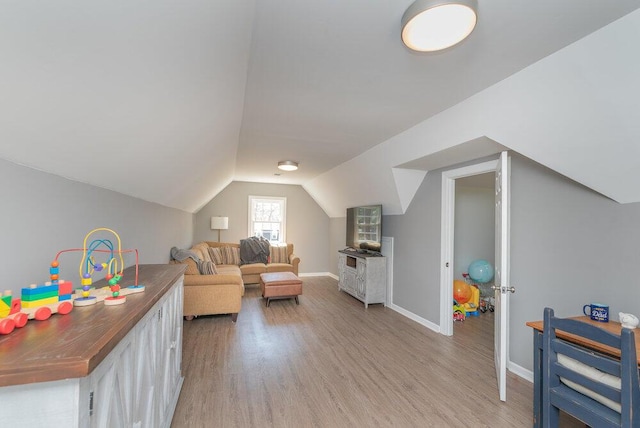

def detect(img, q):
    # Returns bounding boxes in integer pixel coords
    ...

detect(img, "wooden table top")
[0,264,185,387]
[527,316,640,365]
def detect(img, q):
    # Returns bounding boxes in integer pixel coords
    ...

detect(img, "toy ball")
[468,259,494,284]
[453,280,472,304]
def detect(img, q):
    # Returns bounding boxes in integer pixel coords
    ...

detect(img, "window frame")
[248,195,287,244]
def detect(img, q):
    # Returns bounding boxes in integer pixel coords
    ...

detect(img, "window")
[248,196,286,244]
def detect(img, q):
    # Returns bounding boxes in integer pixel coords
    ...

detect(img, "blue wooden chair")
[542,307,640,427]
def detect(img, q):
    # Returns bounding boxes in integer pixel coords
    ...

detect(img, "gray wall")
[329,216,346,276]
[383,152,640,372]
[454,186,495,280]
[194,181,330,274]
[383,171,442,319]
[1,158,193,297]
[510,154,640,369]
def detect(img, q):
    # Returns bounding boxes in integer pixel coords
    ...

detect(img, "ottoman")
[259,272,302,307]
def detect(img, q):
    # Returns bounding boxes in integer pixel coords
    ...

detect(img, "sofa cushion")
[190,247,205,261]
[172,258,200,275]
[193,242,212,263]
[208,247,224,265]
[240,263,267,276]
[216,264,242,276]
[220,246,241,265]
[270,245,288,263]
[266,263,293,273]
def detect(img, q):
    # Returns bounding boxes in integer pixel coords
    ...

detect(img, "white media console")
[338,250,386,308]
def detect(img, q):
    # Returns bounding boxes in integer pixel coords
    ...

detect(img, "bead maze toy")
[0,228,143,335]
[68,228,144,306]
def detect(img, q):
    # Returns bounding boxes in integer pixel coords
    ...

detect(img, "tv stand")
[337,250,386,307]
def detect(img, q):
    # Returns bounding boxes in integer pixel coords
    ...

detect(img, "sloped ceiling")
[1,1,639,215]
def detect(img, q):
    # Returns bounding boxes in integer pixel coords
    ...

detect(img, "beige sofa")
[172,241,300,322]
[204,241,300,284]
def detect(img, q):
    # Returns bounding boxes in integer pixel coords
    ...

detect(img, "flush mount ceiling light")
[401,0,478,52]
[278,160,299,171]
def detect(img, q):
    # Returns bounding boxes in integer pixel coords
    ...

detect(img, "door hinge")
[89,391,94,416]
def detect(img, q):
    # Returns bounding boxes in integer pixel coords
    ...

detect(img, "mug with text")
[583,303,609,322]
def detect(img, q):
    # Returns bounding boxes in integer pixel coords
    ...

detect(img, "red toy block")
[57,280,73,296]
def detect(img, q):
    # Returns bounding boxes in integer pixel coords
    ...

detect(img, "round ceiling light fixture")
[277,160,299,171]
[401,0,478,52]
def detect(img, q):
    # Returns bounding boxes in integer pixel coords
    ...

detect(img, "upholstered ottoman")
[259,272,302,307]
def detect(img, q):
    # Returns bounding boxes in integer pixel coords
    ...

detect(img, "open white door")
[494,151,512,401]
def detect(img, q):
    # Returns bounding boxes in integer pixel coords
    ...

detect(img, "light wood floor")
[172,276,583,427]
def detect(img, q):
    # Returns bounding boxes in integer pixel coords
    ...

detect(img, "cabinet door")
[89,332,136,428]
[133,307,160,427]
[337,254,346,290]
[356,259,366,298]
[156,280,184,427]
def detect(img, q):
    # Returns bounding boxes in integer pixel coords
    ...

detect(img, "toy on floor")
[468,259,494,284]
[453,300,466,321]
[453,279,480,316]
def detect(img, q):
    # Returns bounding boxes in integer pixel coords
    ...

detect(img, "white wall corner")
[387,303,441,333]
[391,167,428,213]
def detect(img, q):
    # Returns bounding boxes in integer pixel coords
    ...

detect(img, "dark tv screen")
[346,205,382,252]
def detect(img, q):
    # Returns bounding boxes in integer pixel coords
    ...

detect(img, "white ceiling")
[1,1,639,214]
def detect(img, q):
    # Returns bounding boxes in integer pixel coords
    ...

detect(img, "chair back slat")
[553,362,621,403]
[554,339,621,376]
[550,316,622,349]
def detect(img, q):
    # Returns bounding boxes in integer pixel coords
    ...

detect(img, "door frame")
[439,159,498,336]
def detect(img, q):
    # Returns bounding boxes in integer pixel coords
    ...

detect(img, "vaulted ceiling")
[1,1,639,216]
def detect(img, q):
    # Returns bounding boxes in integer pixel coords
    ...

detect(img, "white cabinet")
[82,275,184,428]
[0,265,184,428]
[338,251,386,308]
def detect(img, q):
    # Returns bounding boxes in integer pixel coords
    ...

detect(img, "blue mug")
[583,303,609,322]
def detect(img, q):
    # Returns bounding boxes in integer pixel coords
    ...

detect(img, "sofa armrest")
[183,274,243,287]
[289,253,300,276]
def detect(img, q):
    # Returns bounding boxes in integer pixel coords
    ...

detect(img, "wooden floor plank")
[172,276,583,427]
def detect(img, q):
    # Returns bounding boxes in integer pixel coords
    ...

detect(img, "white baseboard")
[299,272,337,279]
[387,303,440,334]
[508,361,533,383]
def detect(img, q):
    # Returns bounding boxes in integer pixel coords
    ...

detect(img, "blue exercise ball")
[468,259,494,283]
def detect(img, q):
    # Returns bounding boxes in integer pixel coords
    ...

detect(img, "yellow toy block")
[20,296,59,309]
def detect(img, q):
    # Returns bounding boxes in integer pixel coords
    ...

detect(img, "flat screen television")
[346,205,382,253]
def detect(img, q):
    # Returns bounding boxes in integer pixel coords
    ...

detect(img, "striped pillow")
[270,246,288,264]
[199,260,218,275]
[220,246,241,265]
[208,247,224,265]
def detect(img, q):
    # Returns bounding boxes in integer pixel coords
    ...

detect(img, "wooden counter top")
[0,264,185,387]
[527,316,640,365]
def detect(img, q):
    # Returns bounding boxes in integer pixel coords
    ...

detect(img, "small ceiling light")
[401,0,478,52]
[278,160,299,171]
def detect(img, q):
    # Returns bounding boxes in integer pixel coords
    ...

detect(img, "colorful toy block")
[0,294,11,318]
[58,280,73,296]
[21,290,58,301]
[21,296,59,309]
[21,283,59,297]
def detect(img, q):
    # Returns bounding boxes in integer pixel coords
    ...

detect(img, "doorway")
[439,159,499,336]
[439,153,512,401]
[452,173,496,363]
